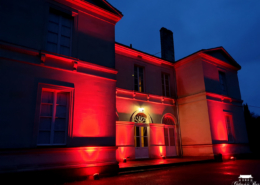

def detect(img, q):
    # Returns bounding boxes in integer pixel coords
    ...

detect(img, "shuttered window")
[219,71,227,95]
[47,10,73,56]
[162,73,170,97]
[134,66,144,92]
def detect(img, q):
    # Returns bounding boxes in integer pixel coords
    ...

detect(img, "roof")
[84,0,123,17]
[115,42,241,70]
[115,42,172,63]
[176,46,241,70]
[115,42,174,66]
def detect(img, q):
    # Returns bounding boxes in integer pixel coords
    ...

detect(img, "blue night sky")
[108,0,260,115]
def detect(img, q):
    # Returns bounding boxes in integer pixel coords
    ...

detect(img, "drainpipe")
[174,67,183,157]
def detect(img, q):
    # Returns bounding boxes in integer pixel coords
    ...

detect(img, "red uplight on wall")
[220,144,227,154]
[79,147,100,162]
[217,121,227,141]
[159,146,163,155]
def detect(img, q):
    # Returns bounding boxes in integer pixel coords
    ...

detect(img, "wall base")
[0,146,118,182]
[213,143,251,160]
[0,163,119,183]
[182,144,214,157]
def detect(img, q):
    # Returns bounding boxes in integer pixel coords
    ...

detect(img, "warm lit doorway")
[134,113,149,159]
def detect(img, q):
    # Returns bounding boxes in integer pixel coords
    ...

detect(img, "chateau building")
[0,0,250,177]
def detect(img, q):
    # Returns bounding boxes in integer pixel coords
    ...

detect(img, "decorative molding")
[117,145,135,147]
[206,92,243,103]
[200,53,240,71]
[161,113,178,125]
[40,53,46,65]
[116,121,135,126]
[182,144,213,148]
[55,0,122,24]
[0,41,118,76]
[116,88,175,106]
[0,40,38,56]
[115,43,174,67]
[177,91,243,105]
[41,51,118,75]
[149,123,165,127]
[0,56,116,82]
[177,91,207,104]
[73,60,78,71]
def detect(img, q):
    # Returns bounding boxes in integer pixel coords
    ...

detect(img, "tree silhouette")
[243,104,260,154]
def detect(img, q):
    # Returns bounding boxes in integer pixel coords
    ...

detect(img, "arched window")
[134,113,148,149]
[162,115,176,147]
[134,113,147,123]
[162,116,175,125]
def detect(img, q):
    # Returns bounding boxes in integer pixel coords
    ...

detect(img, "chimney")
[160,27,175,62]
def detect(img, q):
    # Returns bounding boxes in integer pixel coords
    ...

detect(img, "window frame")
[218,71,228,95]
[44,7,78,57]
[34,83,74,146]
[134,126,148,148]
[162,115,176,147]
[225,113,235,143]
[161,72,171,97]
[164,127,175,146]
[134,65,145,93]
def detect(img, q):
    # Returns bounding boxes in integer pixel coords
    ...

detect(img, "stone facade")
[0,0,249,177]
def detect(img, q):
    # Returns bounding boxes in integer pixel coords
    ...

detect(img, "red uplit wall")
[150,124,164,146]
[0,54,117,148]
[115,51,176,97]
[207,96,250,142]
[176,58,205,98]
[116,122,134,146]
[72,76,116,139]
[207,100,229,142]
[115,122,167,160]
[213,144,251,158]
[116,122,135,160]
[0,0,123,175]
[0,147,117,175]
[150,124,166,158]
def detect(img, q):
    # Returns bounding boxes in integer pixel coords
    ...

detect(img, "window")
[47,9,73,56]
[162,73,170,97]
[219,71,227,95]
[134,113,147,123]
[134,126,148,147]
[38,89,71,145]
[164,127,175,146]
[134,66,144,92]
[225,115,234,143]
[134,113,148,147]
[162,116,175,146]
[162,116,174,125]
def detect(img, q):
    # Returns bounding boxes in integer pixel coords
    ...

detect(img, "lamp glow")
[139,108,144,112]
[230,156,235,160]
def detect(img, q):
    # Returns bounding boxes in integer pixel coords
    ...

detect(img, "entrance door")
[164,126,177,157]
[135,126,149,159]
